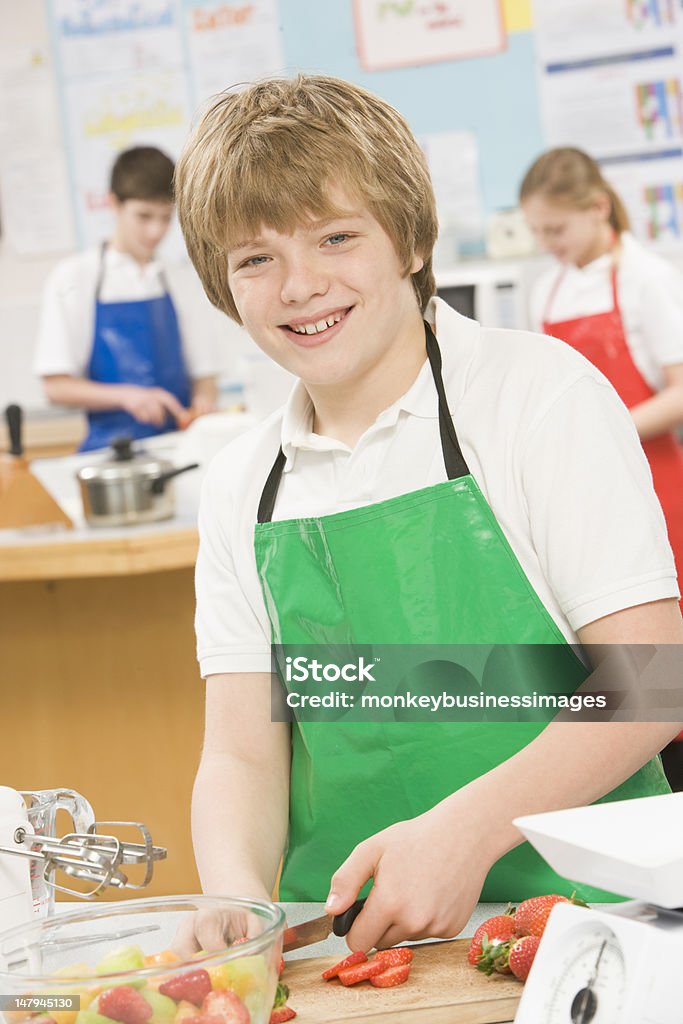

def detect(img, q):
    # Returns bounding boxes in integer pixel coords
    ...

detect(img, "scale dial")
[543,920,625,1023]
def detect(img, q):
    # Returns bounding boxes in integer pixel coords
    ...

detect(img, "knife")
[283,898,366,952]
[5,405,23,458]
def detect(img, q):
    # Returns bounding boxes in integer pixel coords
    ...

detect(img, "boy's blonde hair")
[519,147,630,234]
[174,74,438,323]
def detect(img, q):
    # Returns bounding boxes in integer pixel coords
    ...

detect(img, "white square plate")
[514,792,683,907]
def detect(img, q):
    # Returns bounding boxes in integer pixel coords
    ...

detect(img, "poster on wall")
[353,0,506,71]
[533,0,683,249]
[50,0,184,77]
[62,70,194,253]
[47,0,285,252]
[419,130,485,267]
[182,0,285,107]
[49,0,191,254]
[0,47,76,254]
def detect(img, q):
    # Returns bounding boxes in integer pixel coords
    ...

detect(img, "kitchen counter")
[0,438,200,582]
[52,902,520,1023]
[0,439,205,899]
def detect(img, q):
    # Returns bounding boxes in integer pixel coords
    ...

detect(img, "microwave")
[436,260,529,330]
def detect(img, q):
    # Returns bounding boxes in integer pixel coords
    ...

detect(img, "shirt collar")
[105,245,163,279]
[279,296,479,469]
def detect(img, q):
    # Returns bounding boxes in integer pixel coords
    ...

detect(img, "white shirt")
[529,232,683,391]
[195,298,678,677]
[33,246,222,379]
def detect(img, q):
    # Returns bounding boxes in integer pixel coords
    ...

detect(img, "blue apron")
[80,244,191,452]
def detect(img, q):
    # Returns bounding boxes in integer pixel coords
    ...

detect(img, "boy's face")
[226,190,424,391]
[110,196,174,262]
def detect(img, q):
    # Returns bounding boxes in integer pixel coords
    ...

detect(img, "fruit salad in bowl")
[0,896,285,1024]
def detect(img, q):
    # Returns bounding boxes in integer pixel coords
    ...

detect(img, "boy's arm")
[42,374,186,425]
[192,672,290,899]
[190,376,219,417]
[330,598,683,951]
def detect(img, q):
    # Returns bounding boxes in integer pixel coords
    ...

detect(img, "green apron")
[254,322,669,902]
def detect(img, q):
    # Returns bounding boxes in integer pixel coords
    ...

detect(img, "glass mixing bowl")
[0,895,285,1024]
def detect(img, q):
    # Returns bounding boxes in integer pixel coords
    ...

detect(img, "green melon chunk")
[95,946,146,977]
[75,1010,115,1024]
[141,990,176,1024]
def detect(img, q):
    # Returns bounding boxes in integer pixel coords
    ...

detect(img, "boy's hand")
[325,796,493,951]
[191,392,217,418]
[118,384,186,426]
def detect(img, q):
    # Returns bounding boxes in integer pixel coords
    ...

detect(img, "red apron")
[542,264,683,612]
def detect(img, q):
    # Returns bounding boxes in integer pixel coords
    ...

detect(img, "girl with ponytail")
[521,147,683,607]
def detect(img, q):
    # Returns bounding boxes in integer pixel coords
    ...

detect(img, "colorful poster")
[601,151,683,249]
[533,0,683,249]
[50,0,184,77]
[47,0,285,249]
[532,0,680,63]
[540,53,683,156]
[62,69,193,251]
[183,0,286,105]
[353,0,506,71]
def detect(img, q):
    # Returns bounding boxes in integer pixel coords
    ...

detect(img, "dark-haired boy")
[34,146,219,451]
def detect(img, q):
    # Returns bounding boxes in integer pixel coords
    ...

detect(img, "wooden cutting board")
[283,939,522,1023]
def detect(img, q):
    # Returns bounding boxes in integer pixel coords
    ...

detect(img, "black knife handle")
[332,898,366,936]
[5,405,22,457]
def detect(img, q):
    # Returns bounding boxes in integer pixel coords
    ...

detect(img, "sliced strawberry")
[278,957,285,977]
[372,948,414,968]
[269,1009,297,1024]
[467,912,517,966]
[337,960,386,986]
[508,935,541,981]
[200,990,249,1024]
[99,986,153,1024]
[159,969,212,1006]
[370,963,411,988]
[321,950,368,981]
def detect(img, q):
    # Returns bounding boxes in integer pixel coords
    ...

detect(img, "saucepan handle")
[149,463,199,495]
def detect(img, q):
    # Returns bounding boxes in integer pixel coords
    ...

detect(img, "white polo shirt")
[529,232,683,391]
[33,246,222,380]
[195,297,678,677]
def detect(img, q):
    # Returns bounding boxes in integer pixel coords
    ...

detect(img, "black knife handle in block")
[5,405,23,457]
[332,898,366,936]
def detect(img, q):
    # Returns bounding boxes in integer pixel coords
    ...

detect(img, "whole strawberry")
[159,969,212,1006]
[98,987,152,1024]
[514,892,587,939]
[508,935,541,981]
[467,910,516,966]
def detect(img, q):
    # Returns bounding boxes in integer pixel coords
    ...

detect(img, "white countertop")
[53,900,511,960]
[0,413,255,548]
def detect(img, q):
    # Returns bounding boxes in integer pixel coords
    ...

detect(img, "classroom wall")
[2,0,679,413]
[0,0,545,412]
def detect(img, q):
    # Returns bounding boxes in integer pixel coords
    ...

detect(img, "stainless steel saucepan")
[76,437,198,527]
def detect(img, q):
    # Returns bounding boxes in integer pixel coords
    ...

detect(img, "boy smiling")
[175,75,682,953]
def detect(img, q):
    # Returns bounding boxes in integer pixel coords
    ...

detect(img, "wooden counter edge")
[0,526,198,581]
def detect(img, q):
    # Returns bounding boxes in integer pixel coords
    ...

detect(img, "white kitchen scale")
[512,792,683,1023]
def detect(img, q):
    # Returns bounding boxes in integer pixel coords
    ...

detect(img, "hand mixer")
[0,787,166,931]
